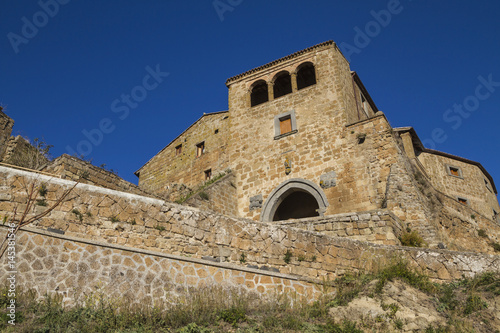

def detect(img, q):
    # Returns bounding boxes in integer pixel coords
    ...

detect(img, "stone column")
[268,82,274,101]
[291,72,298,92]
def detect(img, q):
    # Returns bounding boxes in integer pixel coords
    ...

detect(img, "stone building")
[136,40,499,226]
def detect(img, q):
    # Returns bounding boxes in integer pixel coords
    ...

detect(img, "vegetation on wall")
[1,260,498,332]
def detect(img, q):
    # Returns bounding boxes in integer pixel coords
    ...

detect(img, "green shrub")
[217,306,246,326]
[375,259,435,294]
[478,229,487,238]
[491,242,500,252]
[399,230,425,247]
[38,183,48,197]
[110,215,119,222]
[239,253,246,263]
[463,294,487,315]
[283,250,292,264]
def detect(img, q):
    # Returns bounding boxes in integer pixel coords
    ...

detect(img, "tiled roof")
[225,40,335,85]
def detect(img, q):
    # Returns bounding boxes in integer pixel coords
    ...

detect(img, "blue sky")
[1,1,499,190]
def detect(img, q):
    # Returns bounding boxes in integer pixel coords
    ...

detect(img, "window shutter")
[280,118,292,134]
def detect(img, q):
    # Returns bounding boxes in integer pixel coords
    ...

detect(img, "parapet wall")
[41,154,153,198]
[276,210,403,246]
[1,164,499,289]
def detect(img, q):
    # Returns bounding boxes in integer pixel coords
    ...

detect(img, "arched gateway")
[260,178,329,222]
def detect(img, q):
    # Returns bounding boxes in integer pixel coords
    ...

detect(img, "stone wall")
[0,227,323,307]
[185,172,238,217]
[1,164,499,286]
[418,151,500,220]
[42,154,154,198]
[276,210,403,246]
[2,136,49,170]
[226,41,398,221]
[385,138,500,254]
[137,111,230,196]
[0,109,14,161]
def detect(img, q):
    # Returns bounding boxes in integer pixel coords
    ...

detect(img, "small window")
[204,169,212,180]
[446,165,463,179]
[175,144,182,156]
[214,129,219,134]
[250,80,269,107]
[273,72,292,98]
[493,209,498,222]
[279,116,292,135]
[457,197,468,206]
[196,142,205,157]
[274,110,297,139]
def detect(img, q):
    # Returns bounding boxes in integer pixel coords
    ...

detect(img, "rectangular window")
[457,197,468,206]
[175,144,182,156]
[274,110,297,139]
[204,169,212,180]
[493,209,499,222]
[446,165,463,178]
[196,142,205,157]
[279,117,292,135]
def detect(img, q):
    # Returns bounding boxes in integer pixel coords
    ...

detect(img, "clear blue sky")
[1,1,499,190]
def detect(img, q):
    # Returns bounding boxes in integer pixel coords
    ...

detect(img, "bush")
[399,230,425,247]
[478,229,487,238]
[463,294,487,315]
[217,306,246,326]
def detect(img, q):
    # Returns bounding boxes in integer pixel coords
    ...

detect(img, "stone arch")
[250,79,269,107]
[272,71,292,98]
[295,62,317,90]
[260,178,329,222]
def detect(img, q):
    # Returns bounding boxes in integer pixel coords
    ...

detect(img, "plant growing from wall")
[283,250,292,264]
[239,253,246,263]
[72,208,83,222]
[399,230,425,247]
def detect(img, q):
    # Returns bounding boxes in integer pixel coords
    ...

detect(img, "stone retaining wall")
[0,227,323,306]
[1,164,499,285]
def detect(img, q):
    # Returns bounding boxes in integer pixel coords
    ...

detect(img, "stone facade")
[136,111,230,198]
[135,40,499,230]
[184,172,238,217]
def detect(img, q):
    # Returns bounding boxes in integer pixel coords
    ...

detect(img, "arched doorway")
[260,178,328,222]
[272,190,320,221]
